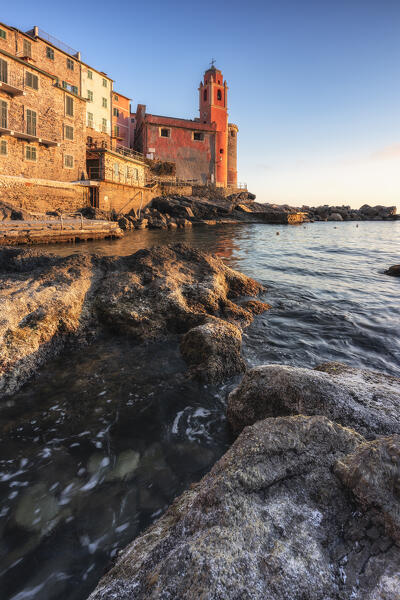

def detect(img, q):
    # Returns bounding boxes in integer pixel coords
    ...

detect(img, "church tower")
[199,64,228,187]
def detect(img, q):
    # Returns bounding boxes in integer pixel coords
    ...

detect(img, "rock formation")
[227,362,400,438]
[385,265,400,277]
[0,244,267,396]
[88,415,400,600]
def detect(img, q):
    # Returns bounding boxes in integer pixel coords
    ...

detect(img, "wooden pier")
[0,218,123,246]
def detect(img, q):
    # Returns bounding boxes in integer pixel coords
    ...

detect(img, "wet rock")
[180,318,245,382]
[108,450,140,480]
[335,435,400,544]
[385,264,400,277]
[0,248,96,397]
[88,415,400,600]
[227,361,400,437]
[242,299,272,314]
[14,483,60,534]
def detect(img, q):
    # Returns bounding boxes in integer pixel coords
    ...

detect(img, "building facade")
[0,22,87,183]
[81,62,113,147]
[133,65,238,188]
[112,91,131,149]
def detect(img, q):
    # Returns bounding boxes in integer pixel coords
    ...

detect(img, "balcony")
[87,166,142,187]
[0,72,25,97]
[0,119,60,147]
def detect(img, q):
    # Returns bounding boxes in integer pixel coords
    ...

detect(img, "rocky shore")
[2,240,399,600]
[0,243,268,397]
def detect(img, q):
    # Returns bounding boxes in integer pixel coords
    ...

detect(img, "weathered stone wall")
[0,175,89,213]
[97,182,156,215]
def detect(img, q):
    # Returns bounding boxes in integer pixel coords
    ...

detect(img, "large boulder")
[96,243,264,340]
[227,362,400,438]
[180,318,245,382]
[88,415,400,600]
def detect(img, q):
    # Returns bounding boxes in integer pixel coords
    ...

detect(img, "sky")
[2,0,399,209]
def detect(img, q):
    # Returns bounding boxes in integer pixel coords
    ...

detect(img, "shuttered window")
[26,72,39,90]
[101,118,107,133]
[64,155,74,168]
[26,109,37,135]
[0,59,7,84]
[67,58,74,70]
[46,46,54,60]
[65,125,74,140]
[25,145,37,160]
[87,90,93,102]
[23,39,32,58]
[102,97,107,108]
[0,140,7,155]
[87,112,94,128]
[0,29,6,40]
[65,95,74,117]
[0,100,7,129]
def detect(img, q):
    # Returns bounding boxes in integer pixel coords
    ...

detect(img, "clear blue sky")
[3,0,399,209]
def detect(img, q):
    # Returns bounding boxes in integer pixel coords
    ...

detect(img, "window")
[67,58,74,71]
[0,29,6,40]
[217,89,222,101]
[87,90,93,102]
[87,112,94,128]
[219,148,224,154]
[62,81,77,95]
[23,39,32,58]
[160,128,170,138]
[101,118,107,133]
[25,145,37,161]
[87,136,93,145]
[25,72,38,90]
[0,100,7,128]
[65,95,74,117]
[26,109,37,135]
[113,107,119,117]
[65,125,74,140]
[102,78,107,87]
[203,89,207,101]
[46,46,54,60]
[114,163,119,177]
[0,140,7,155]
[131,117,135,123]
[133,168,138,180]
[87,70,93,79]
[114,95,119,101]
[0,59,7,84]
[113,125,120,138]
[231,130,236,137]
[64,154,74,168]
[102,97,107,108]
[193,131,204,141]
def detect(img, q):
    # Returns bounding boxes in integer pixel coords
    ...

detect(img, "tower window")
[219,148,224,154]
[160,128,170,138]
[193,132,204,141]
[217,89,222,101]
[203,89,207,101]
[231,131,235,137]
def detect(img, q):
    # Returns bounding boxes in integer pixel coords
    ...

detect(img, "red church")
[133,65,238,188]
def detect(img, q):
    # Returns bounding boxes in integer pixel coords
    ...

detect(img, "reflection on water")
[1,221,399,599]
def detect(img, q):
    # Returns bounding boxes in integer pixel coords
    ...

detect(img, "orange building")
[112,91,131,149]
[134,65,238,188]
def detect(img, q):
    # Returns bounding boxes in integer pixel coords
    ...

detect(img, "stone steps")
[0,219,123,245]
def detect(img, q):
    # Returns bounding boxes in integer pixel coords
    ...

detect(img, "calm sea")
[1,221,399,599]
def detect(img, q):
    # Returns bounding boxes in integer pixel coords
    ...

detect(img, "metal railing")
[32,28,79,58]
[86,140,145,162]
[87,167,143,187]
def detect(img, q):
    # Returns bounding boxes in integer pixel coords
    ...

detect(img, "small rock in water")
[276,231,280,235]
[384,265,400,277]
[14,483,59,533]
[108,450,140,480]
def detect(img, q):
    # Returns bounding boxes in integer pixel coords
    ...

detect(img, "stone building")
[0,22,87,189]
[133,65,238,188]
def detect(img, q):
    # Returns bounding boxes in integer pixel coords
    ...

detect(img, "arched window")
[217,89,222,101]
[203,89,207,101]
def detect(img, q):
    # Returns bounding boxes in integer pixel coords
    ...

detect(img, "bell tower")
[199,62,228,187]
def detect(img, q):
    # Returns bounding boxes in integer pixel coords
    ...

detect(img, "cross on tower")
[210,58,216,69]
